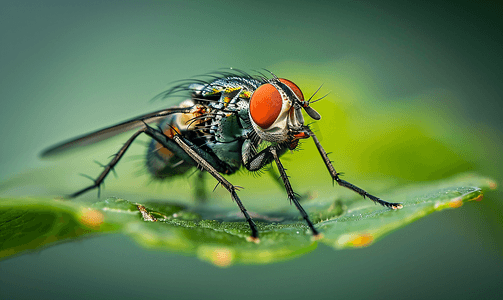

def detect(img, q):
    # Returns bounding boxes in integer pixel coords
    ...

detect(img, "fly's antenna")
[300,85,324,120]
[309,93,330,104]
[307,83,324,103]
[307,84,330,104]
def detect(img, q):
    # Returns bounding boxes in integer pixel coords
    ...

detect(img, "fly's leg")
[194,171,208,202]
[266,168,285,191]
[305,127,403,209]
[145,125,260,241]
[243,146,320,238]
[69,130,144,198]
[267,166,311,202]
[270,148,321,238]
[68,124,260,241]
[69,124,204,198]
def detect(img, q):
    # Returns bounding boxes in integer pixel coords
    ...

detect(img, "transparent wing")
[40,107,191,158]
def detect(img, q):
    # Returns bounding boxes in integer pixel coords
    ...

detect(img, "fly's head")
[248,78,321,147]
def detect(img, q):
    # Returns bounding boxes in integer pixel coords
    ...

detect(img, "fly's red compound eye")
[279,78,304,101]
[249,83,283,129]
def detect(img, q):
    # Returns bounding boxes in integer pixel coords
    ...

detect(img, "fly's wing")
[40,107,191,158]
[40,73,247,158]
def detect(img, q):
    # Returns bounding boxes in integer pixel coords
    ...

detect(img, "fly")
[41,70,403,242]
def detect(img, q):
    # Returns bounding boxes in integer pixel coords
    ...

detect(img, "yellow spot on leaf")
[312,233,324,241]
[473,194,484,202]
[449,199,463,208]
[489,181,497,190]
[308,190,319,200]
[210,248,233,267]
[80,209,104,229]
[349,234,374,247]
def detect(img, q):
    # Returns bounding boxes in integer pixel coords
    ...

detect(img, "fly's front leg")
[145,125,260,242]
[270,148,322,238]
[243,145,321,238]
[304,127,403,209]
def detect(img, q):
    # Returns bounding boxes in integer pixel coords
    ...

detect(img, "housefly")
[41,70,402,242]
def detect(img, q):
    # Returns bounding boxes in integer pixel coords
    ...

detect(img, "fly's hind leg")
[69,125,190,199]
[69,130,145,198]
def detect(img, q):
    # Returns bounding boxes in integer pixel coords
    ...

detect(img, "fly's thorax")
[248,79,306,143]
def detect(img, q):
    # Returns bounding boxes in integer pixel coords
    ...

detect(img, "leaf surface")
[0,173,496,266]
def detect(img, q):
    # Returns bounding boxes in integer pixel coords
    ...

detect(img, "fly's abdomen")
[146,114,193,179]
[146,99,209,179]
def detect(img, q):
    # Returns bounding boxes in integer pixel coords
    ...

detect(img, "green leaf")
[0,173,496,266]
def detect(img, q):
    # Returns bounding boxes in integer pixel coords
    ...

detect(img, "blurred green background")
[1,0,502,299]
